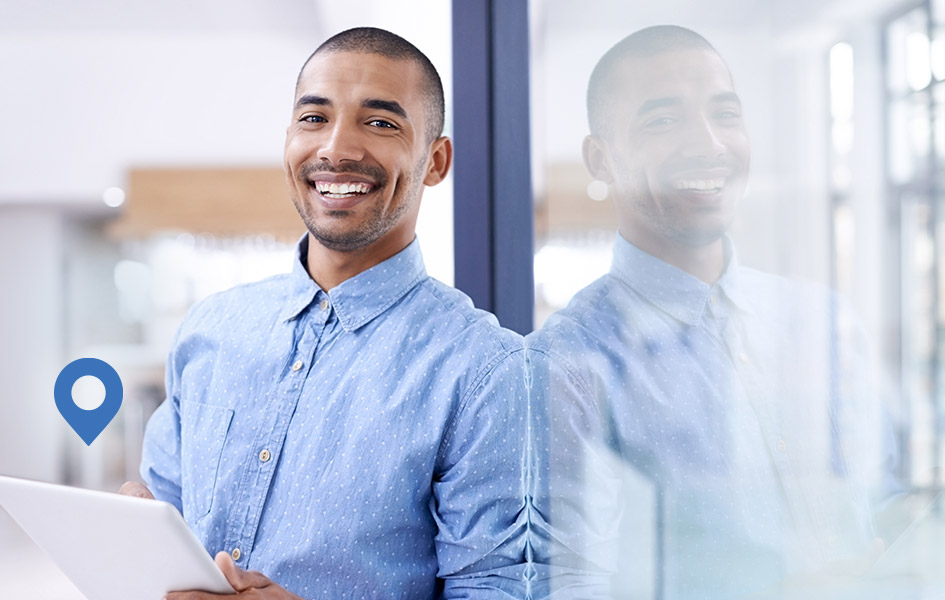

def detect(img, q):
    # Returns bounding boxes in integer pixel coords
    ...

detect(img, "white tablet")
[0,474,234,599]
[868,491,943,583]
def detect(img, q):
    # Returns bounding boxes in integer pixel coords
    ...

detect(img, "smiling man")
[583,26,750,283]
[527,25,895,599]
[124,27,528,599]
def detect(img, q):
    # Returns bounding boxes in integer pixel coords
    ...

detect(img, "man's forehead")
[612,49,736,98]
[296,50,421,94]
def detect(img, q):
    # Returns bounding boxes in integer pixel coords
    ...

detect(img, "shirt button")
[292,360,303,372]
[231,548,241,561]
[737,352,750,364]
[776,439,787,453]
[320,299,329,311]
[259,449,271,463]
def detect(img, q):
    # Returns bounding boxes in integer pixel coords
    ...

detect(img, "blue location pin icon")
[54,358,123,445]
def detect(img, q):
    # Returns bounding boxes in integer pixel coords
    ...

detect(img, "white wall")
[0,0,453,486]
[0,208,66,481]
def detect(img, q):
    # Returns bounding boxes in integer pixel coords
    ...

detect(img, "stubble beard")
[291,158,427,253]
[631,171,742,250]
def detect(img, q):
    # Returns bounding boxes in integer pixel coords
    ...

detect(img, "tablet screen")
[0,475,234,600]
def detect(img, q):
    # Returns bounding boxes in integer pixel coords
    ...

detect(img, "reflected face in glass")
[591,49,750,252]
[284,51,446,255]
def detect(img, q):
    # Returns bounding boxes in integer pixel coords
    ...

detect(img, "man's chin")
[675,224,730,249]
[308,229,374,253]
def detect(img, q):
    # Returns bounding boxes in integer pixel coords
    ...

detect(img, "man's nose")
[681,117,727,160]
[316,122,366,164]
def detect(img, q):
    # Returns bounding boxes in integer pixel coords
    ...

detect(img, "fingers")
[164,592,215,600]
[214,551,273,591]
[117,481,154,499]
[164,555,299,600]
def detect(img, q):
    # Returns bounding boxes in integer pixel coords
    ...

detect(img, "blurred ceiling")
[533,0,909,44]
[1,0,912,43]
[0,0,316,33]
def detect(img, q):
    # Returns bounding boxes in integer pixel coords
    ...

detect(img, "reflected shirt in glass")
[141,236,528,599]
[528,233,890,599]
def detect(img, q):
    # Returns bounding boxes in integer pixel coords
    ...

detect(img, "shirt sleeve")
[139,326,184,513]
[525,345,620,599]
[433,346,531,599]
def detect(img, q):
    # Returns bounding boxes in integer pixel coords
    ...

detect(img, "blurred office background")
[2,0,945,596]
[0,2,452,596]
[0,0,453,492]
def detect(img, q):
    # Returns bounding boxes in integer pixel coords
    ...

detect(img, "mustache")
[665,157,740,172]
[299,162,387,186]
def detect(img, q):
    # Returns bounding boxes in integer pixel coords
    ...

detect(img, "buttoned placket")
[222,292,333,567]
[708,294,787,470]
[718,297,834,554]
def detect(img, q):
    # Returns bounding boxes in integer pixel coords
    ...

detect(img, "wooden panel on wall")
[108,167,305,240]
[535,162,618,238]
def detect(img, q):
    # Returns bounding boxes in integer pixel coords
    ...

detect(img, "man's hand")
[117,483,301,598]
[118,481,155,499]
[165,552,304,599]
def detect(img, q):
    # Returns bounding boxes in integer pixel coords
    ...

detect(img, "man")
[122,27,528,599]
[527,25,897,599]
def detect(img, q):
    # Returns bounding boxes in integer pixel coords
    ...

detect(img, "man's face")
[591,48,750,252]
[285,51,442,254]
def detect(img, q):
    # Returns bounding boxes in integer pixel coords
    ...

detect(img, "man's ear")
[582,134,614,184]
[423,136,453,186]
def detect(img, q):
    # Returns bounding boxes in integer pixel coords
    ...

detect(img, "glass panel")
[833,202,856,297]
[530,0,943,596]
[888,94,931,184]
[935,0,945,80]
[934,83,945,167]
[901,197,937,486]
[831,42,855,122]
[933,0,945,32]
[888,8,931,94]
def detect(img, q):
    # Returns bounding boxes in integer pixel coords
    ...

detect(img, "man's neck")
[305,234,413,292]
[624,232,726,284]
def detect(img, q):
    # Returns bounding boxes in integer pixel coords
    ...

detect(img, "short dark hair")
[296,27,445,142]
[587,25,720,137]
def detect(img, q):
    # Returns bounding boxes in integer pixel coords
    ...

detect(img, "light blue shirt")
[141,236,529,599]
[527,234,892,599]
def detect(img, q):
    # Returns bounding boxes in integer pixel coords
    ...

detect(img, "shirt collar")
[280,235,428,332]
[280,234,322,323]
[609,233,750,326]
[714,240,752,313]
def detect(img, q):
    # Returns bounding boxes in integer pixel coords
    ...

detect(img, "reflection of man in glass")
[528,25,896,599]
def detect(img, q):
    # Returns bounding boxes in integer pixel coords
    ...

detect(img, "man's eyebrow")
[637,97,681,115]
[711,91,742,105]
[295,95,330,109]
[636,92,741,115]
[362,98,408,120]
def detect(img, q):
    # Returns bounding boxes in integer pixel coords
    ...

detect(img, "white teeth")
[313,181,373,196]
[674,178,724,191]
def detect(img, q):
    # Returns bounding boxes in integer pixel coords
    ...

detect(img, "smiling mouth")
[310,180,376,199]
[673,178,725,194]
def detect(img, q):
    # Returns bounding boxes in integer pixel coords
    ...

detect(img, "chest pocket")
[180,402,234,521]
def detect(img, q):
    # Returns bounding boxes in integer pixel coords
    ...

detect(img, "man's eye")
[300,115,326,123]
[643,116,676,129]
[368,119,397,129]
